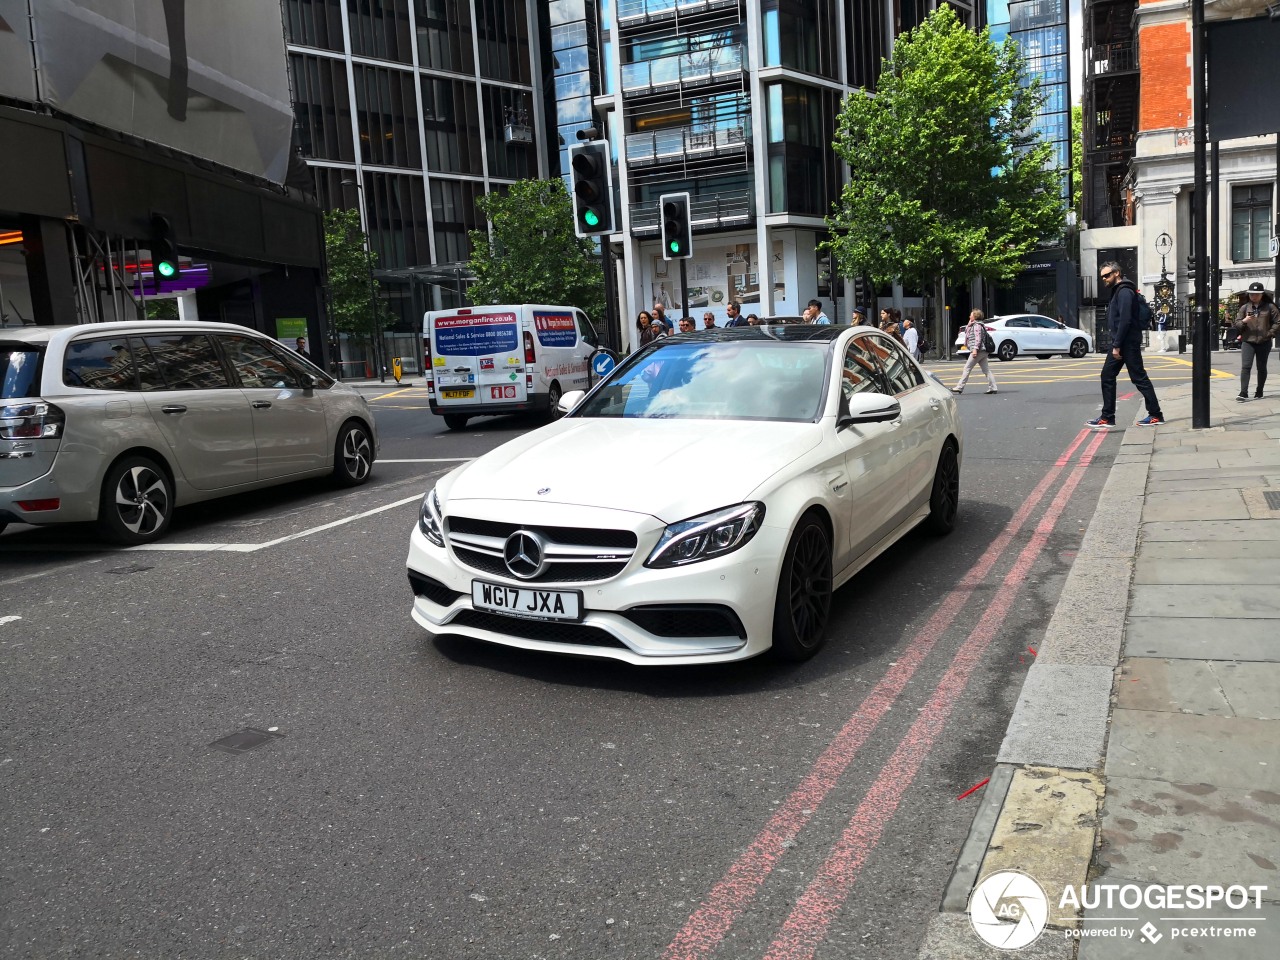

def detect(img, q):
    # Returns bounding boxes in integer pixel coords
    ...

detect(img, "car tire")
[924,442,960,536]
[1069,338,1089,359]
[443,414,468,431]
[997,340,1018,362]
[771,513,832,661]
[547,380,563,420]
[96,455,173,545]
[333,420,374,486]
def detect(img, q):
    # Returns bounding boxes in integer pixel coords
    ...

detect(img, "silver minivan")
[0,321,377,544]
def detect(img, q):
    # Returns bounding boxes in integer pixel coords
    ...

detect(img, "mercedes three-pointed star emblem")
[503,529,547,579]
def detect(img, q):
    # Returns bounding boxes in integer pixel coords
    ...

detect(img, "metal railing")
[625,122,750,164]
[1086,41,1136,78]
[630,189,754,232]
[621,44,745,94]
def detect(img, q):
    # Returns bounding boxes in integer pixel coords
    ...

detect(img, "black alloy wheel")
[97,455,173,544]
[333,421,374,486]
[997,340,1018,362]
[771,515,833,661]
[1069,338,1089,359]
[546,380,563,420]
[925,443,960,535]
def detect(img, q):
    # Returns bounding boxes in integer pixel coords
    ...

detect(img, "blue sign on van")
[434,312,519,356]
[534,312,577,348]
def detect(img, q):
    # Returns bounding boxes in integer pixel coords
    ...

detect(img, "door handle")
[252,400,272,409]
[160,404,187,414]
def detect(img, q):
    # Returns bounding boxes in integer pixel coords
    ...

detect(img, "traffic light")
[660,192,692,260]
[1185,254,1196,280]
[569,141,613,237]
[150,213,180,283]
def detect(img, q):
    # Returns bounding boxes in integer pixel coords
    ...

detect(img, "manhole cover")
[1265,490,1280,510]
[209,727,283,754]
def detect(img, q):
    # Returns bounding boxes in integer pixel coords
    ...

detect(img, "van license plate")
[441,388,474,399]
[472,580,582,622]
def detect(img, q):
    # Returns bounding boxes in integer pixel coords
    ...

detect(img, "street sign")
[1269,235,1278,258]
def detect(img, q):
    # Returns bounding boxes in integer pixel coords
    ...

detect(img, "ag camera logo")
[969,870,1049,950]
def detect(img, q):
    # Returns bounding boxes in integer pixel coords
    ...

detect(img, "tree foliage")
[825,7,1064,291]
[1071,104,1083,222]
[323,208,388,339]
[467,179,605,320]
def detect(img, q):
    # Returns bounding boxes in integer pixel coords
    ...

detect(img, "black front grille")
[622,604,747,639]
[453,547,627,584]
[447,610,628,648]
[448,516,638,549]
[408,570,464,607]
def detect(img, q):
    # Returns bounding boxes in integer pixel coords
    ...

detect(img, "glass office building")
[283,0,548,332]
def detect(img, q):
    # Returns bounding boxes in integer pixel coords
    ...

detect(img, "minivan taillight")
[523,331,536,364]
[0,400,65,439]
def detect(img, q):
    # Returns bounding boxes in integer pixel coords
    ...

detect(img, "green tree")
[1071,104,1083,222]
[825,7,1064,294]
[323,208,388,348]
[467,178,605,320]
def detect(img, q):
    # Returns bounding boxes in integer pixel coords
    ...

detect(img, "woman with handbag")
[952,309,998,395]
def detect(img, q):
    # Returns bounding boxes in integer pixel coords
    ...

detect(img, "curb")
[920,409,1153,953]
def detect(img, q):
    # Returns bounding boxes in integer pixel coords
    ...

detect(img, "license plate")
[472,580,582,622]
[441,388,474,399]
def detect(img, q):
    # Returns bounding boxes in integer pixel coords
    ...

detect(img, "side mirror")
[299,373,317,390]
[558,390,586,415]
[838,391,901,427]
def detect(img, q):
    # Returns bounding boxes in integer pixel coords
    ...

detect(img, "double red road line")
[665,428,1106,960]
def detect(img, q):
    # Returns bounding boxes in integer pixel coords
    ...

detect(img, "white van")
[423,304,603,430]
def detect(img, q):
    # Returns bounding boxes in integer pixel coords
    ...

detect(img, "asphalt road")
[0,351,1223,959]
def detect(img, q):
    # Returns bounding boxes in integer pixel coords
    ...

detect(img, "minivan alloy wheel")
[97,456,174,544]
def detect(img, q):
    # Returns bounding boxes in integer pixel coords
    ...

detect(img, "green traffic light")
[157,260,177,278]
[669,240,680,254]
[584,209,600,228]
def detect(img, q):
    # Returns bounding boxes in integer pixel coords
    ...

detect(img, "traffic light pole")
[1191,0,1210,428]
[679,259,688,323]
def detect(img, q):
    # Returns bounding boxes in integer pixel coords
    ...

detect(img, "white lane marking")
[119,493,425,552]
[377,458,473,463]
[0,615,21,625]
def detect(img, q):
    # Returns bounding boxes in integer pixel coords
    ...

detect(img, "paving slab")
[998,664,1114,770]
[1113,659,1280,720]
[1141,493,1250,522]
[1139,519,1280,541]
[1204,659,1280,719]
[1161,431,1278,448]
[1077,882,1276,960]
[1147,452,1224,471]
[1217,449,1280,469]
[1136,540,1280,560]
[1133,558,1280,585]
[1128,584,1280,619]
[1104,710,1280,791]
[978,767,1104,930]
[1097,778,1280,891]
[1143,466,1280,482]
[1124,618,1280,662]
[1147,475,1280,493]
[916,912,1075,960]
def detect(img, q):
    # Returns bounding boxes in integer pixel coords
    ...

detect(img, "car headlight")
[646,503,765,569]
[418,487,444,546]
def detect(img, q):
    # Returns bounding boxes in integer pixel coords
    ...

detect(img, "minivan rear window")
[1,343,43,399]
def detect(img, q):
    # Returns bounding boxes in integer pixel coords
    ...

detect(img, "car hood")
[443,417,823,520]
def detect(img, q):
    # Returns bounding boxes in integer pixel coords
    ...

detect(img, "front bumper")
[405,506,788,665]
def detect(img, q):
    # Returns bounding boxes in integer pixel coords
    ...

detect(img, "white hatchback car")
[1,321,377,543]
[407,326,962,665]
[954,314,1093,361]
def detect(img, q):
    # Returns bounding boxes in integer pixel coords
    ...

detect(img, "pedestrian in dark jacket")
[1230,281,1280,401]
[1088,262,1164,427]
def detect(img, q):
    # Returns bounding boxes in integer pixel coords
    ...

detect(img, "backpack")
[981,329,996,354]
[1134,293,1154,330]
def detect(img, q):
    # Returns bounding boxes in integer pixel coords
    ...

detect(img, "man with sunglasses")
[1088,262,1164,428]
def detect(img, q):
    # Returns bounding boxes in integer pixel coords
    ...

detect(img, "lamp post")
[1191,0,1209,427]
[340,177,385,382]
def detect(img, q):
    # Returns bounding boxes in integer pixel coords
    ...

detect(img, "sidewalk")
[919,373,1280,958]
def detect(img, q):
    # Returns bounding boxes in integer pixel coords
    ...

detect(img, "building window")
[1231,184,1273,262]
[422,76,482,174]
[291,54,355,163]
[474,0,531,84]
[348,0,414,64]
[284,0,345,52]
[352,65,422,168]
[761,1,838,79]
[431,178,488,264]
[365,172,431,269]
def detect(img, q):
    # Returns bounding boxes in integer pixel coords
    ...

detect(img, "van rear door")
[431,309,527,410]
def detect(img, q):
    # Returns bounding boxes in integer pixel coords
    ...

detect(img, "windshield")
[1,344,43,399]
[575,339,830,421]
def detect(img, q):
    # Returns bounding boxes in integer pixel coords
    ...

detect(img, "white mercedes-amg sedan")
[406,325,962,665]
